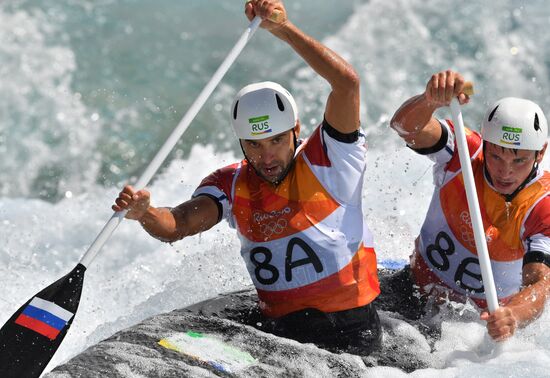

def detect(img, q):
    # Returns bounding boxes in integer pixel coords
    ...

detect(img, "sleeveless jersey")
[411,119,550,308]
[193,122,380,318]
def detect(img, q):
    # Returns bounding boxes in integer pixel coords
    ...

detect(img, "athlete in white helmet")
[390,70,550,341]
[113,0,382,355]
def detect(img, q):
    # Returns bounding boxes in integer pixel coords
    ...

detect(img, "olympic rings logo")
[458,211,476,248]
[460,211,472,227]
[458,211,495,248]
[260,218,288,237]
[459,226,476,248]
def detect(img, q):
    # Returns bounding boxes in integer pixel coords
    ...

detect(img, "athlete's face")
[241,125,299,184]
[484,142,547,195]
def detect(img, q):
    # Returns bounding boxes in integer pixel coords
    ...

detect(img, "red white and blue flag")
[0,263,85,377]
[14,297,74,340]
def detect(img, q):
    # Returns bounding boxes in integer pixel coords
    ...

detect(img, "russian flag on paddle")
[0,264,86,378]
[15,297,74,340]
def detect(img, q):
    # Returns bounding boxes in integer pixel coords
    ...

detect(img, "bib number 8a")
[249,237,323,286]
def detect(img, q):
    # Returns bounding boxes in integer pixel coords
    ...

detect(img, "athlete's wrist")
[422,92,447,111]
[136,205,155,225]
[269,20,296,42]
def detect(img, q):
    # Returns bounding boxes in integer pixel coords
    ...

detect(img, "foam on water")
[0,6,101,200]
[2,0,550,376]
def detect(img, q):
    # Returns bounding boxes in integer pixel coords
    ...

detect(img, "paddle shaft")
[80,16,263,268]
[450,99,499,312]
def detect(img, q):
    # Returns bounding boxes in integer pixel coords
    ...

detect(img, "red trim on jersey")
[523,194,550,239]
[445,120,482,173]
[304,126,331,167]
[196,162,240,203]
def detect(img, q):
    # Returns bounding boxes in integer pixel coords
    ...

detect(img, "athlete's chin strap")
[239,129,300,186]
[482,142,540,202]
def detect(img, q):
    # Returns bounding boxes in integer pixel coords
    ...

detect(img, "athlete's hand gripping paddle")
[450,83,499,313]
[0,10,280,377]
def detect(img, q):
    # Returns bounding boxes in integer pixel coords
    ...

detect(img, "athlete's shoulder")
[445,119,482,146]
[197,161,242,192]
[302,124,331,167]
[524,192,550,238]
[302,119,366,168]
[444,119,482,173]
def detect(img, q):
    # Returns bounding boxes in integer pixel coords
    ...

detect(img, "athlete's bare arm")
[245,0,360,134]
[112,185,220,242]
[390,70,470,149]
[481,262,550,341]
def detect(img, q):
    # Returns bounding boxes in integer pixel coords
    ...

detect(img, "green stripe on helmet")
[502,126,522,133]
[248,115,270,123]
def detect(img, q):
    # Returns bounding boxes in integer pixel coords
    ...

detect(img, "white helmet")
[231,81,298,140]
[481,97,548,151]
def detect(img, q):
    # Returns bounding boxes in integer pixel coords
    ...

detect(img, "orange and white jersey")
[193,120,380,318]
[411,119,550,307]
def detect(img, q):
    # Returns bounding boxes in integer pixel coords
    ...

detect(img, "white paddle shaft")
[80,16,263,268]
[450,99,499,312]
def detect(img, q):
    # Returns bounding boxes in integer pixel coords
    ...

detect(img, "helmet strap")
[271,129,300,184]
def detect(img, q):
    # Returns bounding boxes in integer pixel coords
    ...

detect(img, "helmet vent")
[535,113,541,131]
[488,105,499,122]
[275,94,285,111]
[233,100,239,120]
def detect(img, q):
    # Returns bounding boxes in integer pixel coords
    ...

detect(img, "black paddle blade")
[0,263,86,378]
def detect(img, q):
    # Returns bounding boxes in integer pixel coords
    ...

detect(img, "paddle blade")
[0,263,86,378]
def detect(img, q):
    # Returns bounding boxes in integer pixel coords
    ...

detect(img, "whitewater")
[2,0,550,376]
